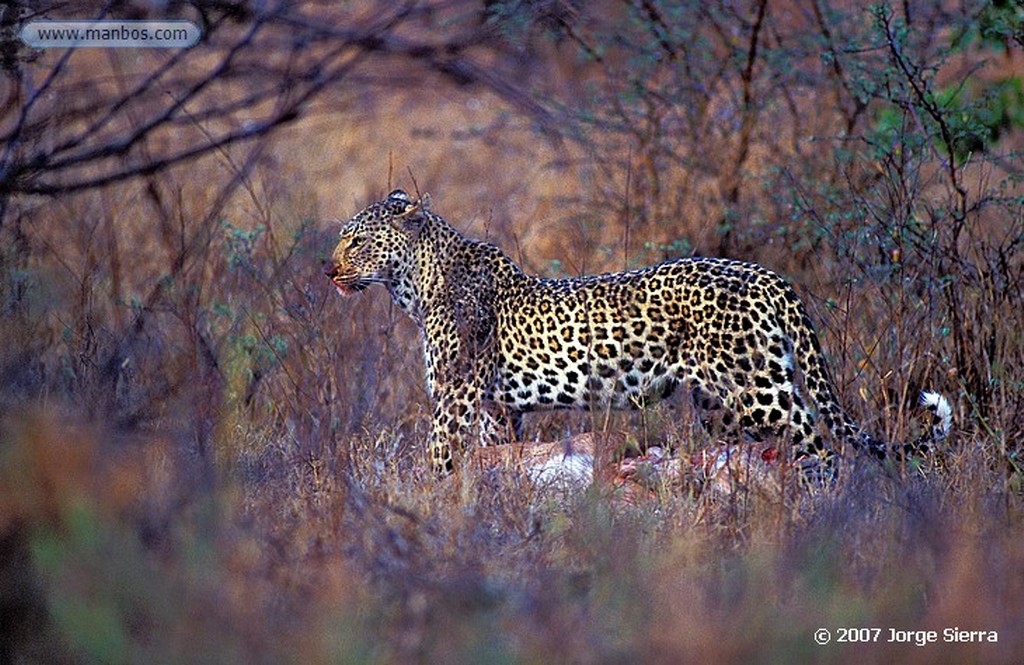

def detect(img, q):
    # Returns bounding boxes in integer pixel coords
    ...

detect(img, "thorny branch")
[875,5,969,224]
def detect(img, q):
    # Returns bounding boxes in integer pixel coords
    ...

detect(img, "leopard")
[326,189,952,478]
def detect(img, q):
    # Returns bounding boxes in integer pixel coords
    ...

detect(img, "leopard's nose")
[324,265,338,278]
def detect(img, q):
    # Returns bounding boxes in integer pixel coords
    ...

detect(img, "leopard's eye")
[349,235,364,249]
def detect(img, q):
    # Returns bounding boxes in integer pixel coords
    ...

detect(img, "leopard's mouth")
[325,268,369,296]
[333,280,368,295]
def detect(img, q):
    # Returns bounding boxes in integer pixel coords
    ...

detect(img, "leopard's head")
[326,189,429,295]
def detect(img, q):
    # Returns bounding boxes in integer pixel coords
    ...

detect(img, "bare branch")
[0,0,556,202]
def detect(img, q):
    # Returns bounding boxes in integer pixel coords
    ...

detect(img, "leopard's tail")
[783,285,952,461]
[808,351,951,461]
[806,354,950,465]
[901,390,953,457]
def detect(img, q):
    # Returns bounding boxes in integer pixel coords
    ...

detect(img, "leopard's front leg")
[428,381,504,474]
[420,281,500,474]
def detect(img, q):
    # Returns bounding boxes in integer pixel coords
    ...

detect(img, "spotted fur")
[327,190,951,476]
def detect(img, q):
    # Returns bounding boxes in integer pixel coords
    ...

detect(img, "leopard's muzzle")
[325,266,369,295]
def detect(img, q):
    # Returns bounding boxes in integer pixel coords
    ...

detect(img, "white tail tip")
[919,391,952,442]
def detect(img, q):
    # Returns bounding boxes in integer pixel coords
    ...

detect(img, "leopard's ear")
[393,193,431,230]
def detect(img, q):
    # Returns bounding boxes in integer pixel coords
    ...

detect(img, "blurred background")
[1,1,1022,662]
